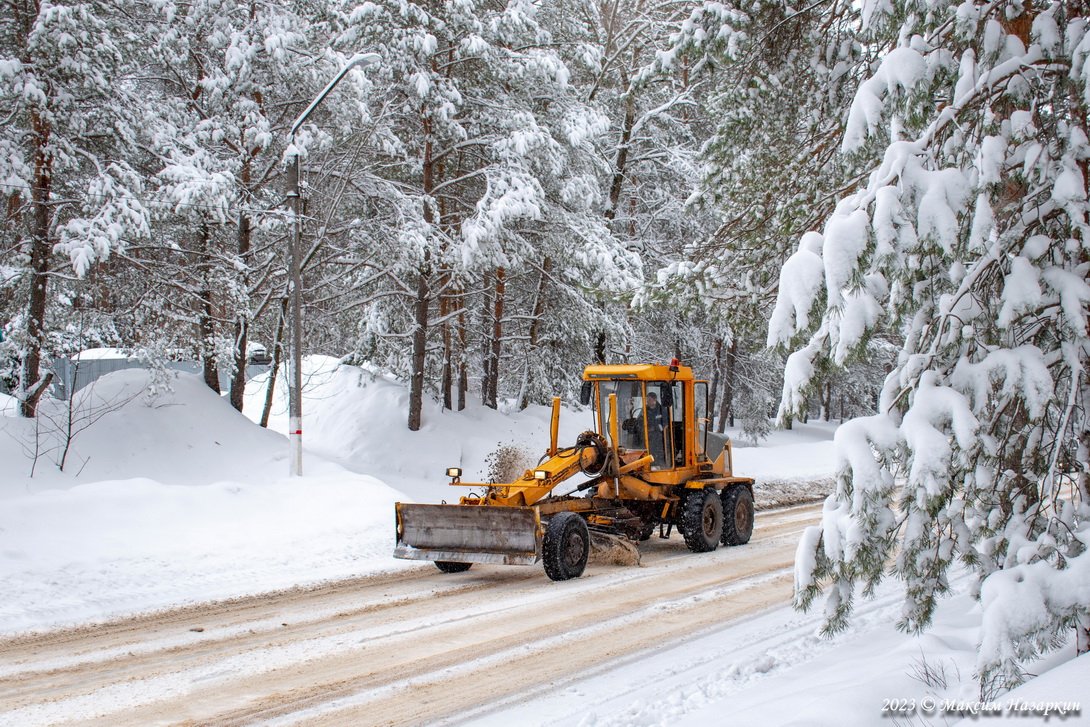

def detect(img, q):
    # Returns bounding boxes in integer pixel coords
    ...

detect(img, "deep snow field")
[1,357,1085,725]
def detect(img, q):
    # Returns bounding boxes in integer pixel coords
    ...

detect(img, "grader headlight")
[446,467,462,482]
[533,469,549,481]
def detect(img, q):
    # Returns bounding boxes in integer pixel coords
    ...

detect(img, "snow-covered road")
[0,502,819,727]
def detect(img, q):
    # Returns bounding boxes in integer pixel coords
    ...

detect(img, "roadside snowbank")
[471,572,1087,727]
[0,368,408,634]
[731,421,838,508]
[0,369,289,497]
[244,356,598,502]
[0,472,406,633]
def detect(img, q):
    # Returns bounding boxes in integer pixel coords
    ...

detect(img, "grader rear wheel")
[681,489,722,553]
[720,485,754,546]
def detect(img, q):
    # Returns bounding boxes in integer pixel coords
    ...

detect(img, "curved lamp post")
[286,52,381,477]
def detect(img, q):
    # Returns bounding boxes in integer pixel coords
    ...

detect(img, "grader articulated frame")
[393,361,755,581]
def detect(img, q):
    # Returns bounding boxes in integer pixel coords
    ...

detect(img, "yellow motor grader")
[393,361,755,580]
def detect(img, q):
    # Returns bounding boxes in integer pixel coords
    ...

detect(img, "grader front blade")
[393,503,542,566]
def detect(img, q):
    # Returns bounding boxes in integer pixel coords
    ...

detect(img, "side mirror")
[659,384,674,408]
[580,381,593,406]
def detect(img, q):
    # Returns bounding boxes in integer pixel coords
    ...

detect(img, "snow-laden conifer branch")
[766,0,1090,692]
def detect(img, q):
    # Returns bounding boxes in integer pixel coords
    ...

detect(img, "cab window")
[596,380,646,451]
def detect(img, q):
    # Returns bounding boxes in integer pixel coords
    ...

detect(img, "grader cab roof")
[582,363,693,381]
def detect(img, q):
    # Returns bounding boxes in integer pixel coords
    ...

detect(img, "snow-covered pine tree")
[767,0,1090,693]
[547,0,732,382]
[636,0,878,422]
[332,0,640,426]
[136,0,323,409]
[0,0,151,416]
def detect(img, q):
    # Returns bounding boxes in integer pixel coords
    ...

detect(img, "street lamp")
[286,51,380,477]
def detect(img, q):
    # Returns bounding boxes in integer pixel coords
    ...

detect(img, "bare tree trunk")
[518,258,551,409]
[22,110,53,419]
[604,77,635,224]
[440,286,452,410]
[229,211,251,412]
[595,331,607,365]
[484,267,505,410]
[260,300,287,429]
[22,373,54,423]
[407,120,437,431]
[408,268,428,431]
[457,302,467,411]
[230,316,249,408]
[481,271,493,406]
[717,336,738,432]
[199,298,219,393]
[196,224,220,394]
[709,338,722,425]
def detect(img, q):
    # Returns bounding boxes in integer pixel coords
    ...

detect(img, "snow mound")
[71,347,132,361]
[0,369,290,497]
[0,472,406,633]
[953,653,1089,726]
[731,423,838,508]
[0,367,411,633]
[245,355,596,501]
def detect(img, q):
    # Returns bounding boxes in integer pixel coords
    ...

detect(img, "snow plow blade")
[393,503,542,566]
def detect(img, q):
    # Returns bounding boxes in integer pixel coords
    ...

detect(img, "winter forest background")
[1,0,1089,699]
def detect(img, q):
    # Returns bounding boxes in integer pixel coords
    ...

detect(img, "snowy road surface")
[0,502,819,727]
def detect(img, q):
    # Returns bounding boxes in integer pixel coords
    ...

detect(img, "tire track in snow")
[0,502,821,727]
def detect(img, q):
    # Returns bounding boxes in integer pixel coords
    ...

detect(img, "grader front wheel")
[434,561,473,573]
[543,512,590,581]
[682,489,723,553]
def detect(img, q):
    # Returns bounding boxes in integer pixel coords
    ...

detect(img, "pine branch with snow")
[766,0,1090,691]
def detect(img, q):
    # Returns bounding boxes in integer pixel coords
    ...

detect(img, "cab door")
[694,380,710,462]
[647,380,685,469]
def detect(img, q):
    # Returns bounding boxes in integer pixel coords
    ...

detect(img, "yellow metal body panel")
[639,467,701,486]
[453,444,592,507]
[594,474,675,501]
[548,397,561,456]
[582,363,694,381]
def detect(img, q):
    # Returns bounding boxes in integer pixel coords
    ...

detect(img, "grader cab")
[393,361,755,581]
